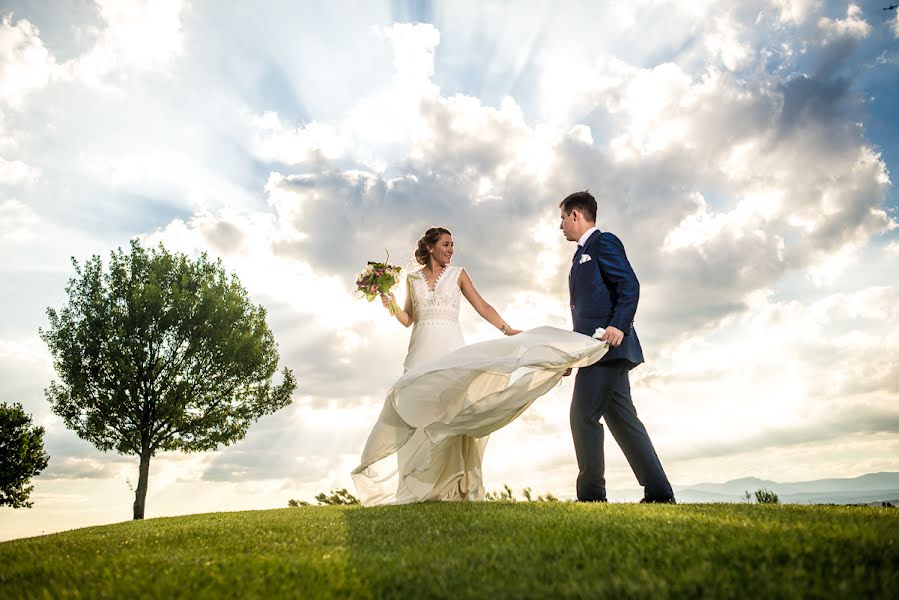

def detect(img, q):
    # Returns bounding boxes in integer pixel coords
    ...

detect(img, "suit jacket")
[569,229,644,369]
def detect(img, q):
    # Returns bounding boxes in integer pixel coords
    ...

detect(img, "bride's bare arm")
[459,269,521,335]
[381,277,414,327]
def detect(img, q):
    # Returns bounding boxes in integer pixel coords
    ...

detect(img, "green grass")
[1,503,897,598]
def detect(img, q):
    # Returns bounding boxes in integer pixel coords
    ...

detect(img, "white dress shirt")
[577,226,598,247]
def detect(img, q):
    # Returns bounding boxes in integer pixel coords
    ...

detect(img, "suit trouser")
[570,362,673,501]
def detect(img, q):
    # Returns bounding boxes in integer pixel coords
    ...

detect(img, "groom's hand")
[563,368,572,377]
[601,326,624,347]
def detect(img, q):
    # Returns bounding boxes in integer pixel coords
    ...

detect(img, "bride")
[351,227,610,506]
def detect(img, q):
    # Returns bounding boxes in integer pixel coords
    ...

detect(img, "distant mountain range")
[612,472,899,504]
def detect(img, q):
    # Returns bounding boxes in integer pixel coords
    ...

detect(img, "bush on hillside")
[315,488,360,505]
[755,488,780,504]
[487,484,561,502]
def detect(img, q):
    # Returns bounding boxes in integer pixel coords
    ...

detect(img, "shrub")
[486,484,515,502]
[315,488,360,505]
[487,485,561,502]
[755,488,780,504]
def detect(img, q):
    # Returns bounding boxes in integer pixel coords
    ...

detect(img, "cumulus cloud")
[147,14,895,386]
[250,112,346,165]
[704,15,753,71]
[1,1,187,112]
[817,4,871,43]
[530,60,890,338]
[0,14,56,109]
[770,0,823,24]
[375,22,439,90]
[0,156,39,184]
[68,0,187,83]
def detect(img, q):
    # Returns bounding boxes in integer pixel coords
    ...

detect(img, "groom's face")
[560,208,578,242]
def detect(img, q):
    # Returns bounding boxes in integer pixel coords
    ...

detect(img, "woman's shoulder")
[450,265,466,286]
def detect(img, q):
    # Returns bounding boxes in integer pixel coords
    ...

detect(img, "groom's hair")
[560,191,597,223]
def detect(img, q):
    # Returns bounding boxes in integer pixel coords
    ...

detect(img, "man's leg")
[570,365,618,501]
[602,366,674,501]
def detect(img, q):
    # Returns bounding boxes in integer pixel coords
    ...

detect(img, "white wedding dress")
[351,265,610,506]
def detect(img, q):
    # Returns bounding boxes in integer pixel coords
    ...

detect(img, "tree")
[40,240,297,519]
[0,402,50,508]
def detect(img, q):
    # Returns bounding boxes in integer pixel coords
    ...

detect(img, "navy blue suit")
[569,229,673,502]
[570,230,644,368]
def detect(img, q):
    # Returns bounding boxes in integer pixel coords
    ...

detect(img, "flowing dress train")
[351,266,608,506]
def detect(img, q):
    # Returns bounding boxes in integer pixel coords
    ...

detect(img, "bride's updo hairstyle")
[414,227,452,265]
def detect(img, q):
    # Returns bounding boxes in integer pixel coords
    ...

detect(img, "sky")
[1,0,898,541]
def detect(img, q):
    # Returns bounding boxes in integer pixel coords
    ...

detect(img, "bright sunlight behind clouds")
[1,0,898,540]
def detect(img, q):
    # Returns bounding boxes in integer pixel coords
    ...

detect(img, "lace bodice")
[409,265,463,326]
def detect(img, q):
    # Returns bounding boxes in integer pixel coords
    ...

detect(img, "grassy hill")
[2,503,897,598]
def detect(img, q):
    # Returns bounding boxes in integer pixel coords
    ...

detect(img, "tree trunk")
[132,449,151,520]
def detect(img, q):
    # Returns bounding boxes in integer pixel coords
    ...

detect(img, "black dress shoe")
[577,498,608,503]
[639,496,676,504]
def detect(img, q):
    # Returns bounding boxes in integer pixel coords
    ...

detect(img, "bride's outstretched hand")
[503,327,522,336]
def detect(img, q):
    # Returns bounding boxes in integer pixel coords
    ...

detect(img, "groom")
[560,191,675,503]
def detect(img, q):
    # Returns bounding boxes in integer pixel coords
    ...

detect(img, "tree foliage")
[0,402,50,508]
[40,239,296,518]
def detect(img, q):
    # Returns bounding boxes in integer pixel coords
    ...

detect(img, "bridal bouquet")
[355,253,403,316]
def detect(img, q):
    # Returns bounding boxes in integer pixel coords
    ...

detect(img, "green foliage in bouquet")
[355,251,403,315]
